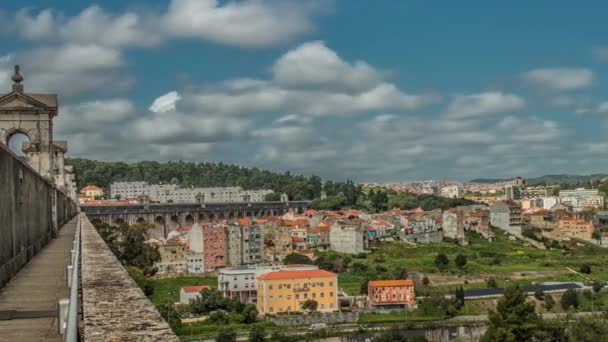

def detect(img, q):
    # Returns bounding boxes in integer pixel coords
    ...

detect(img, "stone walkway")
[0,216,77,342]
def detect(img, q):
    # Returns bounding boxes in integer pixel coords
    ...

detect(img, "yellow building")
[81,185,103,198]
[554,216,594,240]
[257,269,338,315]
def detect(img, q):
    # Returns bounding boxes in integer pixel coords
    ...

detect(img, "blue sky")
[2,0,608,182]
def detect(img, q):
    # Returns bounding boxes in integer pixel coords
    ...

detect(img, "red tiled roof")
[369,279,414,287]
[258,269,335,280]
[182,285,210,293]
[81,185,102,192]
[238,218,252,226]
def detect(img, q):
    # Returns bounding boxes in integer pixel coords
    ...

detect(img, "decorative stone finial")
[12,65,24,93]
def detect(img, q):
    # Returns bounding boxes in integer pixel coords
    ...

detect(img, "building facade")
[329,220,367,254]
[110,181,274,203]
[257,269,338,315]
[490,201,523,236]
[368,280,415,308]
[218,264,318,303]
[559,188,605,212]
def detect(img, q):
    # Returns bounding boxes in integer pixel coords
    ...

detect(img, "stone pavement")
[0,216,77,342]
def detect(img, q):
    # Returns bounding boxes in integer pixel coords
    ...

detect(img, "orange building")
[368,279,415,308]
[257,269,338,315]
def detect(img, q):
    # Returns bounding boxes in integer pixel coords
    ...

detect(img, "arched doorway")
[6,130,30,157]
[136,217,146,224]
[198,213,206,222]
[169,215,180,231]
[208,213,216,221]
[114,217,125,225]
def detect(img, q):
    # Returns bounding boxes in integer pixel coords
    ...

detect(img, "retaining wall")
[0,143,77,288]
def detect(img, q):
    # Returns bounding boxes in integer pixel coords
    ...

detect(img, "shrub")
[580,264,592,274]
[486,277,498,288]
[560,289,579,310]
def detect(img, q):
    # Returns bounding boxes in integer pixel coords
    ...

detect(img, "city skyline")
[2,0,608,181]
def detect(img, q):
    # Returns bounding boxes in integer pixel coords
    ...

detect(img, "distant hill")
[470,174,608,185]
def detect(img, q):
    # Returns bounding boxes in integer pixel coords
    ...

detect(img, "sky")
[2,0,608,182]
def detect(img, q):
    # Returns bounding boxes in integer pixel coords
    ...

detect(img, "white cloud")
[445,92,525,119]
[591,47,608,62]
[56,99,135,134]
[150,91,182,113]
[24,44,123,73]
[162,0,315,47]
[524,67,593,91]
[272,41,382,91]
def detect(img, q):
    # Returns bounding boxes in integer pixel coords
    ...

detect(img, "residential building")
[227,222,264,267]
[442,209,467,244]
[110,181,273,203]
[218,264,318,303]
[307,222,331,247]
[179,285,210,304]
[458,206,494,240]
[490,201,523,236]
[542,197,561,210]
[262,221,293,264]
[257,269,338,315]
[368,280,416,309]
[559,188,605,211]
[81,185,104,198]
[329,219,368,254]
[401,214,443,243]
[202,223,228,271]
[553,217,594,240]
[440,185,462,199]
[155,238,188,275]
[504,185,522,201]
[600,232,608,246]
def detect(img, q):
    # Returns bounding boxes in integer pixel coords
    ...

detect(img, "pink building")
[368,280,415,308]
[202,224,227,270]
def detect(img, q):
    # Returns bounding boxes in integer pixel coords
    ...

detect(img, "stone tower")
[0,65,76,198]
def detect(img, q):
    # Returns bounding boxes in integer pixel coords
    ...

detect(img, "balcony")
[293,287,310,292]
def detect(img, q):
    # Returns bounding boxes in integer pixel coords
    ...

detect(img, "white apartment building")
[218,265,318,303]
[440,185,462,199]
[559,188,605,211]
[110,181,273,203]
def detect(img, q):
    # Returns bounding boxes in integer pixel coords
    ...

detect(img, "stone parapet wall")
[81,214,179,341]
[0,143,77,288]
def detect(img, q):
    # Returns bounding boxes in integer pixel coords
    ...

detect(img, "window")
[321,304,325,309]
[296,294,300,299]
[304,293,308,299]
[330,292,334,297]
[287,295,291,300]
[269,285,273,290]
[278,284,282,290]
[312,293,316,298]
[329,281,334,286]
[320,293,325,298]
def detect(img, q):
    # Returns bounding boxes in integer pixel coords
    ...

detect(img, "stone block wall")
[0,143,77,288]
[81,214,179,341]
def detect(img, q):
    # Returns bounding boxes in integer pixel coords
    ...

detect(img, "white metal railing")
[58,214,81,341]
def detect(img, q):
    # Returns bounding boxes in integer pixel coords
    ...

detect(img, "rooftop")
[258,269,336,280]
[369,279,414,287]
[181,285,210,293]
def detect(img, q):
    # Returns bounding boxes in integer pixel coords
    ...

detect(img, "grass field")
[148,276,218,305]
[338,228,608,295]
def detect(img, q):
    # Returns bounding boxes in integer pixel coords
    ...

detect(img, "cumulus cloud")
[55,99,135,134]
[445,92,525,119]
[524,67,593,91]
[162,0,315,47]
[150,91,182,113]
[14,1,318,49]
[272,41,382,92]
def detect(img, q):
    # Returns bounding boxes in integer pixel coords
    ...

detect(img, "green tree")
[486,277,498,288]
[157,303,181,330]
[126,266,154,296]
[560,289,579,310]
[534,289,544,301]
[249,324,267,342]
[481,285,542,342]
[241,304,258,324]
[434,253,449,270]
[422,276,430,286]
[544,294,555,311]
[284,253,314,265]
[373,327,426,342]
[580,264,592,274]
[302,299,318,313]
[453,286,465,310]
[216,326,237,342]
[593,282,604,293]
[455,254,467,269]
[565,316,608,342]
[393,266,408,279]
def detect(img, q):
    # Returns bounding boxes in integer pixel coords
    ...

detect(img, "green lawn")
[149,276,218,305]
[336,228,608,296]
